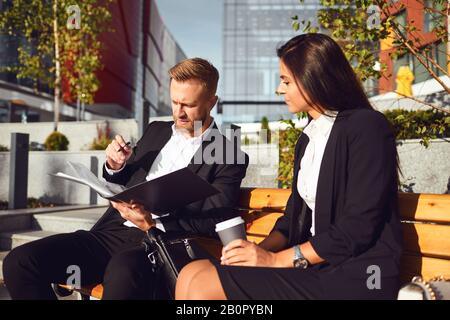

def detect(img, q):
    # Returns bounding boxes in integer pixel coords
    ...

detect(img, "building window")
[423,0,445,33]
[412,51,430,84]
[434,41,448,76]
[394,10,407,29]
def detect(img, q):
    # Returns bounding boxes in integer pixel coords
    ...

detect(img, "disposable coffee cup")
[215,216,247,246]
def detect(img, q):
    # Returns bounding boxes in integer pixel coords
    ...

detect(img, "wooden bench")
[60,188,450,299]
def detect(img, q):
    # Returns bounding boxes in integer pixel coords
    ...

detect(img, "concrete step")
[32,207,105,233]
[0,205,107,233]
[0,230,59,251]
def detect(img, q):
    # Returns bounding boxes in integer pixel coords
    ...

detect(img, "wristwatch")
[293,245,309,269]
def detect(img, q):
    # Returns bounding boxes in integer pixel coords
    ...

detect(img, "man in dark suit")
[3,58,249,300]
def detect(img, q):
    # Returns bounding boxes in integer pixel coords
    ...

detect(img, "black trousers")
[2,226,158,300]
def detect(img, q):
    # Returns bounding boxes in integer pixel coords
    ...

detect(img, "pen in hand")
[117,141,132,153]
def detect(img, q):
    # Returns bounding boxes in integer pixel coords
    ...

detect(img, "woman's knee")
[176,260,212,299]
[183,262,225,300]
[179,260,211,280]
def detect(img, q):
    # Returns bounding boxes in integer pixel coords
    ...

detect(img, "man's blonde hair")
[169,58,219,96]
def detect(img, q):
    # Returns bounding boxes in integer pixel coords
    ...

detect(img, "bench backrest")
[238,188,450,283]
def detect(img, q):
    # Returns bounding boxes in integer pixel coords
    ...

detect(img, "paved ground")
[0,281,10,300]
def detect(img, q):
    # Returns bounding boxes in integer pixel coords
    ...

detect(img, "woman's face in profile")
[277,60,312,114]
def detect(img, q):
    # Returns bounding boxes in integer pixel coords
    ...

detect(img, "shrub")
[44,131,69,151]
[277,113,306,189]
[242,135,250,146]
[0,198,57,210]
[0,145,9,152]
[384,109,450,147]
[89,121,112,150]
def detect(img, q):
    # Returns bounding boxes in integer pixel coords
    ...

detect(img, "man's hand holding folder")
[110,200,156,231]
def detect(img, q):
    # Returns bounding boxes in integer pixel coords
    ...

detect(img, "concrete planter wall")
[396,138,450,194]
[0,144,280,205]
[0,119,160,152]
[241,143,279,188]
[0,151,109,205]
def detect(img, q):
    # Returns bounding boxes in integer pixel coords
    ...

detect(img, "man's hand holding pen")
[106,135,133,170]
[106,135,155,231]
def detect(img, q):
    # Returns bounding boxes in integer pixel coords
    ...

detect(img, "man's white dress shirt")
[105,121,214,231]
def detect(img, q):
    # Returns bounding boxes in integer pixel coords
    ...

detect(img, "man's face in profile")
[170,79,216,135]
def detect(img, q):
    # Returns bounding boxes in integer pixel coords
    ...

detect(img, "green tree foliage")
[384,109,450,147]
[278,113,307,188]
[293,0,449,88]
[0,0,114,130]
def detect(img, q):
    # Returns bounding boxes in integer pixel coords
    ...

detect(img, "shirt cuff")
[104,162,125,175]
[153,218,166,232]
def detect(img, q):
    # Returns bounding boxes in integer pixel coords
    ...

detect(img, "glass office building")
[222,0,322,123]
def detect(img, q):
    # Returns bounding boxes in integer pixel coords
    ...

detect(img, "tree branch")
[394,91,450,115]
[375,0,450,93]
[415,0,448,17]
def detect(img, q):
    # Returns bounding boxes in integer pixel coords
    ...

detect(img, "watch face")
[294,258,309,269]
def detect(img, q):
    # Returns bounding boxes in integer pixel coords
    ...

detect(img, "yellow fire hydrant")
[395,65,414,97]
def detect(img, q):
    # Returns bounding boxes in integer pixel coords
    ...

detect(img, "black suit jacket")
[91,121,249,240]
[273,109,403,297]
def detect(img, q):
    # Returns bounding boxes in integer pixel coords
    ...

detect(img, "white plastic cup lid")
[215,216,245,232]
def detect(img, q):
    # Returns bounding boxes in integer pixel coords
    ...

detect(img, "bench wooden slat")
[247,235,265,244]
[398,193,450,223]
[239,189,450,223]
[402,223,450,259]
[400,254,450,283]
[244,212,450,259]
[238,188,290,210]
[85,284,103,300]
[243,211,283,236]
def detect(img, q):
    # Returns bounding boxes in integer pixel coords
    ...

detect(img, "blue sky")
[154,0,223,77]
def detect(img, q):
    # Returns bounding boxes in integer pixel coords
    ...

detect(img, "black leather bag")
[142,228,222,299]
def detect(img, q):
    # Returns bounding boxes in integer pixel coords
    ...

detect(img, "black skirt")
[212,260,323,300]
[212,259,400,300]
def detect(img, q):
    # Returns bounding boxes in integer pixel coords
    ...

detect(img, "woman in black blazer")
[175,33,403,300]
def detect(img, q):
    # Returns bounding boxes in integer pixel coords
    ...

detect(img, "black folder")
[106,167,219,214]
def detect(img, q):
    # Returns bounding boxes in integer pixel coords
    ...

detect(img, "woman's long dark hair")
[277,33,373,113]
[278,33,402,187]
